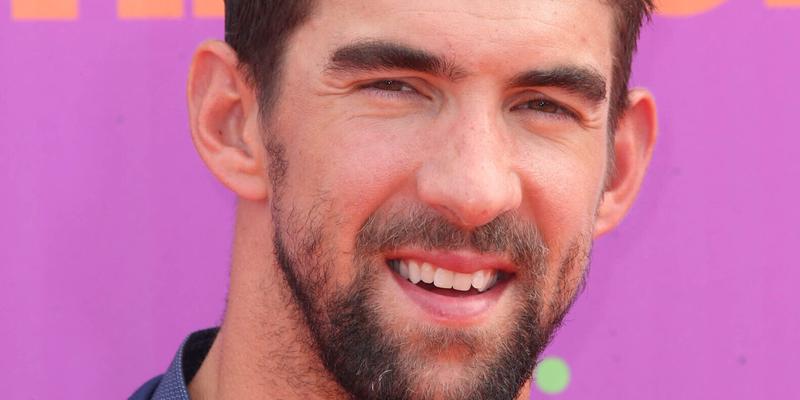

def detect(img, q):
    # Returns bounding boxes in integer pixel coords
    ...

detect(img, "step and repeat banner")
[1,0,798,399]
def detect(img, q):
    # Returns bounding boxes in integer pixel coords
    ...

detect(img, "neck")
[189,200,347,400]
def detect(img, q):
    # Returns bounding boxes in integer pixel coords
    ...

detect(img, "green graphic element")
[535,357,570,394]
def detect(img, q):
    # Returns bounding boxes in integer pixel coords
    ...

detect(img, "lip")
[388,262,510,326]
[384,248,518,275]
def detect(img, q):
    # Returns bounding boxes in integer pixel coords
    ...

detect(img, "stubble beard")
[265,137,592,400]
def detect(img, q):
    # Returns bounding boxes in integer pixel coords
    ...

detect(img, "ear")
[594,88,658,237]
[187,40,269,201]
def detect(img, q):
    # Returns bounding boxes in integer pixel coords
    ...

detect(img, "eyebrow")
[509,67,608,104]
[326,40,464,81]
[326,40,607,105]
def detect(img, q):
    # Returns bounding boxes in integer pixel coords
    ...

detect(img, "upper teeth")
[393,259,498,292]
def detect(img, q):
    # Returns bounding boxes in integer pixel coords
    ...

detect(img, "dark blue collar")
[129,328,219,400]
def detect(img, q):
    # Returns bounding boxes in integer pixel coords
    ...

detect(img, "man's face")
[263,0,615,398]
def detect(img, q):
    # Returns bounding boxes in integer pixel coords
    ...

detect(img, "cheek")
[515,133,606,256]
[274,103,431,270]
[317,116,429,208]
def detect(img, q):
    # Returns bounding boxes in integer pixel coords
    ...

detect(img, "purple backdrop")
[1,1,798,398]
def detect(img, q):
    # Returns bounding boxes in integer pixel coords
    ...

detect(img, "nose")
[416,106,522,228]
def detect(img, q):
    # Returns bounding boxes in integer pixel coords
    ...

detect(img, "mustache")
[355,205,549,275]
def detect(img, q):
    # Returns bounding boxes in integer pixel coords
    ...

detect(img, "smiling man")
[131,1,657,399]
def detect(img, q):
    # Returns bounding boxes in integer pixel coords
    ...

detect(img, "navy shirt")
[129,328,219,400]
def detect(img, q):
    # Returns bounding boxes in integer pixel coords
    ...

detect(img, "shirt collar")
[151,327,219,400]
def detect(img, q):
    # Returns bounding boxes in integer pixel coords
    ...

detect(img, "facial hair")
[266,138,592,400]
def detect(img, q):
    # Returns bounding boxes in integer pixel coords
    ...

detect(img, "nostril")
[415,146,522,229]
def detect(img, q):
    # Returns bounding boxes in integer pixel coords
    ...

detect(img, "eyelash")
[510,98,578,121]
[360,79,420,99]
[361,79,578,121]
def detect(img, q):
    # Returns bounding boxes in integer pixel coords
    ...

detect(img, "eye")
[512,98,576,120]
[360,79,422,99]
[368,79,416,92]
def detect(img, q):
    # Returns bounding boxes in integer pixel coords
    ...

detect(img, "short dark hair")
[607,0,655,132]
[224,0,653,130]
[224,0,315,111]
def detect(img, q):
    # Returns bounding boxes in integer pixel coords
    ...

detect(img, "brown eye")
[369,80,415,92]
[511,97,577,121]
[520,99,562,114]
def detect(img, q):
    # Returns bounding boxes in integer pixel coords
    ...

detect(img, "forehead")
[299,0,616,81]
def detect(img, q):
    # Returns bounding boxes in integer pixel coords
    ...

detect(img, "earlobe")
[594,89,658,237]
[187,40,269,201]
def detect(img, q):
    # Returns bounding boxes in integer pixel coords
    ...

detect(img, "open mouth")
[387,259,514,298]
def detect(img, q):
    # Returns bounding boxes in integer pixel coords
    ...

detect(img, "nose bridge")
[416,97,522,228]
